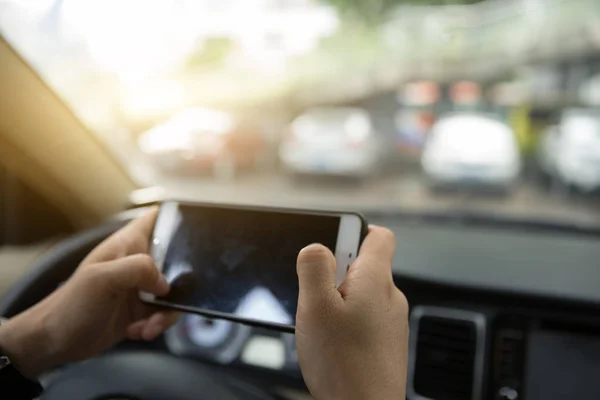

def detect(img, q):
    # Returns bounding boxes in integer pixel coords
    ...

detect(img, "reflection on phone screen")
[157,205,340,325]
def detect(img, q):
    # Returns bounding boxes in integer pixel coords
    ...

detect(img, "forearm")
[0,305,56,378]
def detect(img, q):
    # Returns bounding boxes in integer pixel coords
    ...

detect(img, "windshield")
[2,0,600,226]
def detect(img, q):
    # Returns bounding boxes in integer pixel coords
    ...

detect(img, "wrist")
[0,306,58,378]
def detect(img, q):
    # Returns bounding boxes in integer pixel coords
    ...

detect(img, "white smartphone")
[140,201,367,332]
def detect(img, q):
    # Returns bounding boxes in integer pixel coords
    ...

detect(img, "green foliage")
[320,0,483,24]
[187,38,235,70]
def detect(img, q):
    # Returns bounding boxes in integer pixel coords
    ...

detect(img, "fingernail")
[157,274,170,293]
[300,243,320,254]
[299,244,328,261]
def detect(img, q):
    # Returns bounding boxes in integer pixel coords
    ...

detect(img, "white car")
[138,108,235,172]
[421,113,521,191]
[138,108,269,179]
[279,107,381,178]
[538,109,600,192]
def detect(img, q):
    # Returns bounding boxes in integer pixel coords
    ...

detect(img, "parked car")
[279,107,382,178]
[421,112,521,191]
[138,108,268,179]
[537,109,600,193]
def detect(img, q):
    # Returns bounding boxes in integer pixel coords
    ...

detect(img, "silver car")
[279,107,382,178]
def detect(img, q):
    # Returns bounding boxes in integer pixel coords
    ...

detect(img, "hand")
[0,207,179,378]
[295,226,409,400]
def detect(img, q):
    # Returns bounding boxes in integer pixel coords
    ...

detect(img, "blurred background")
[2,0,600,225]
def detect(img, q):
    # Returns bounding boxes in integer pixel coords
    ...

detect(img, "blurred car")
[537,109,600,193]
[421,112,521,191]
[279,107,382,178]
[138,108,268,179]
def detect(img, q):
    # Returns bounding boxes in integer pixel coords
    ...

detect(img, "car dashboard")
[122,212,600,400]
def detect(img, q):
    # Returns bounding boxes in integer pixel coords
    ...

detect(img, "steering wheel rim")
[0,219,127,318]
[0,219,274,400]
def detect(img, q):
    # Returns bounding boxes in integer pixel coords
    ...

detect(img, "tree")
[320,0,483,24]
[187,38,235,71]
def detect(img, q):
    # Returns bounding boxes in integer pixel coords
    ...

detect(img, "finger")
[358,225,396,263]
[120,206,159,243]
[158,310,181,330]
[297,244,339,303]
[352,225,396,278]
[141,311,180,341]
[126,310,179,340]
[83,207,159,263]
[106,254,170,295]
[126,319,147,340]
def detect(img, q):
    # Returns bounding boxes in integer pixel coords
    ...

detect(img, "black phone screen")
[156,204,340,327]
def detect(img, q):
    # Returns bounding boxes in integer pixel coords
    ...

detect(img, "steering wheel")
[0,219,274,400]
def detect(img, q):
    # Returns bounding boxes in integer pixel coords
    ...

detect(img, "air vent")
[490,328,525,398]
[408,306,486,400]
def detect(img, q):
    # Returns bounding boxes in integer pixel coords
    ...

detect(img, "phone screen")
[154,203,342,328]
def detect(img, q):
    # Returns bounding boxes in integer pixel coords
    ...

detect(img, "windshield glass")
[2,0,600,225]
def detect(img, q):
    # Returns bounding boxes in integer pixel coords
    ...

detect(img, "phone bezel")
[139,200,367,333]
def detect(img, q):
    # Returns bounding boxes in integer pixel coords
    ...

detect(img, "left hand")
[0,207,179,378]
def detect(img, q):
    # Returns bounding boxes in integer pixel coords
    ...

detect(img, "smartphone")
[140,200,367,332]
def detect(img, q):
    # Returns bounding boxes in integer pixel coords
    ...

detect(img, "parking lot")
[157,170,600,227]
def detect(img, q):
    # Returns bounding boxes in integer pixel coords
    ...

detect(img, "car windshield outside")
[2,0,600,225]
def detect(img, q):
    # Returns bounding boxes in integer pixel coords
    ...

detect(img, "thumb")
[105,254,170,295]
[296,244,338,303]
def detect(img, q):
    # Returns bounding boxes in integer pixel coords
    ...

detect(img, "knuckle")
[134,253,155,267]
[384,279,396,296]
[393,287,410,313]
[130,254,157,275]
[80,262,106,281]
[297,295,337,324]
[126,236,146,253]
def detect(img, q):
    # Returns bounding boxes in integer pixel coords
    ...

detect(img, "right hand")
[295,226,409,400]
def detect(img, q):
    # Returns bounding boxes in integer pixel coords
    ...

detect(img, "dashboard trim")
[407,306,487,400]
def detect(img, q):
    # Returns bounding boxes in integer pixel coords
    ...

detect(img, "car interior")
[2,1,600,400]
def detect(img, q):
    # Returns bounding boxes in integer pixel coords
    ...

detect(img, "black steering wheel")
[0,220,274,400]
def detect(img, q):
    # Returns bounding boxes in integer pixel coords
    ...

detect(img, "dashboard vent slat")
[408,307,486,400]
[491,327,526,394]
